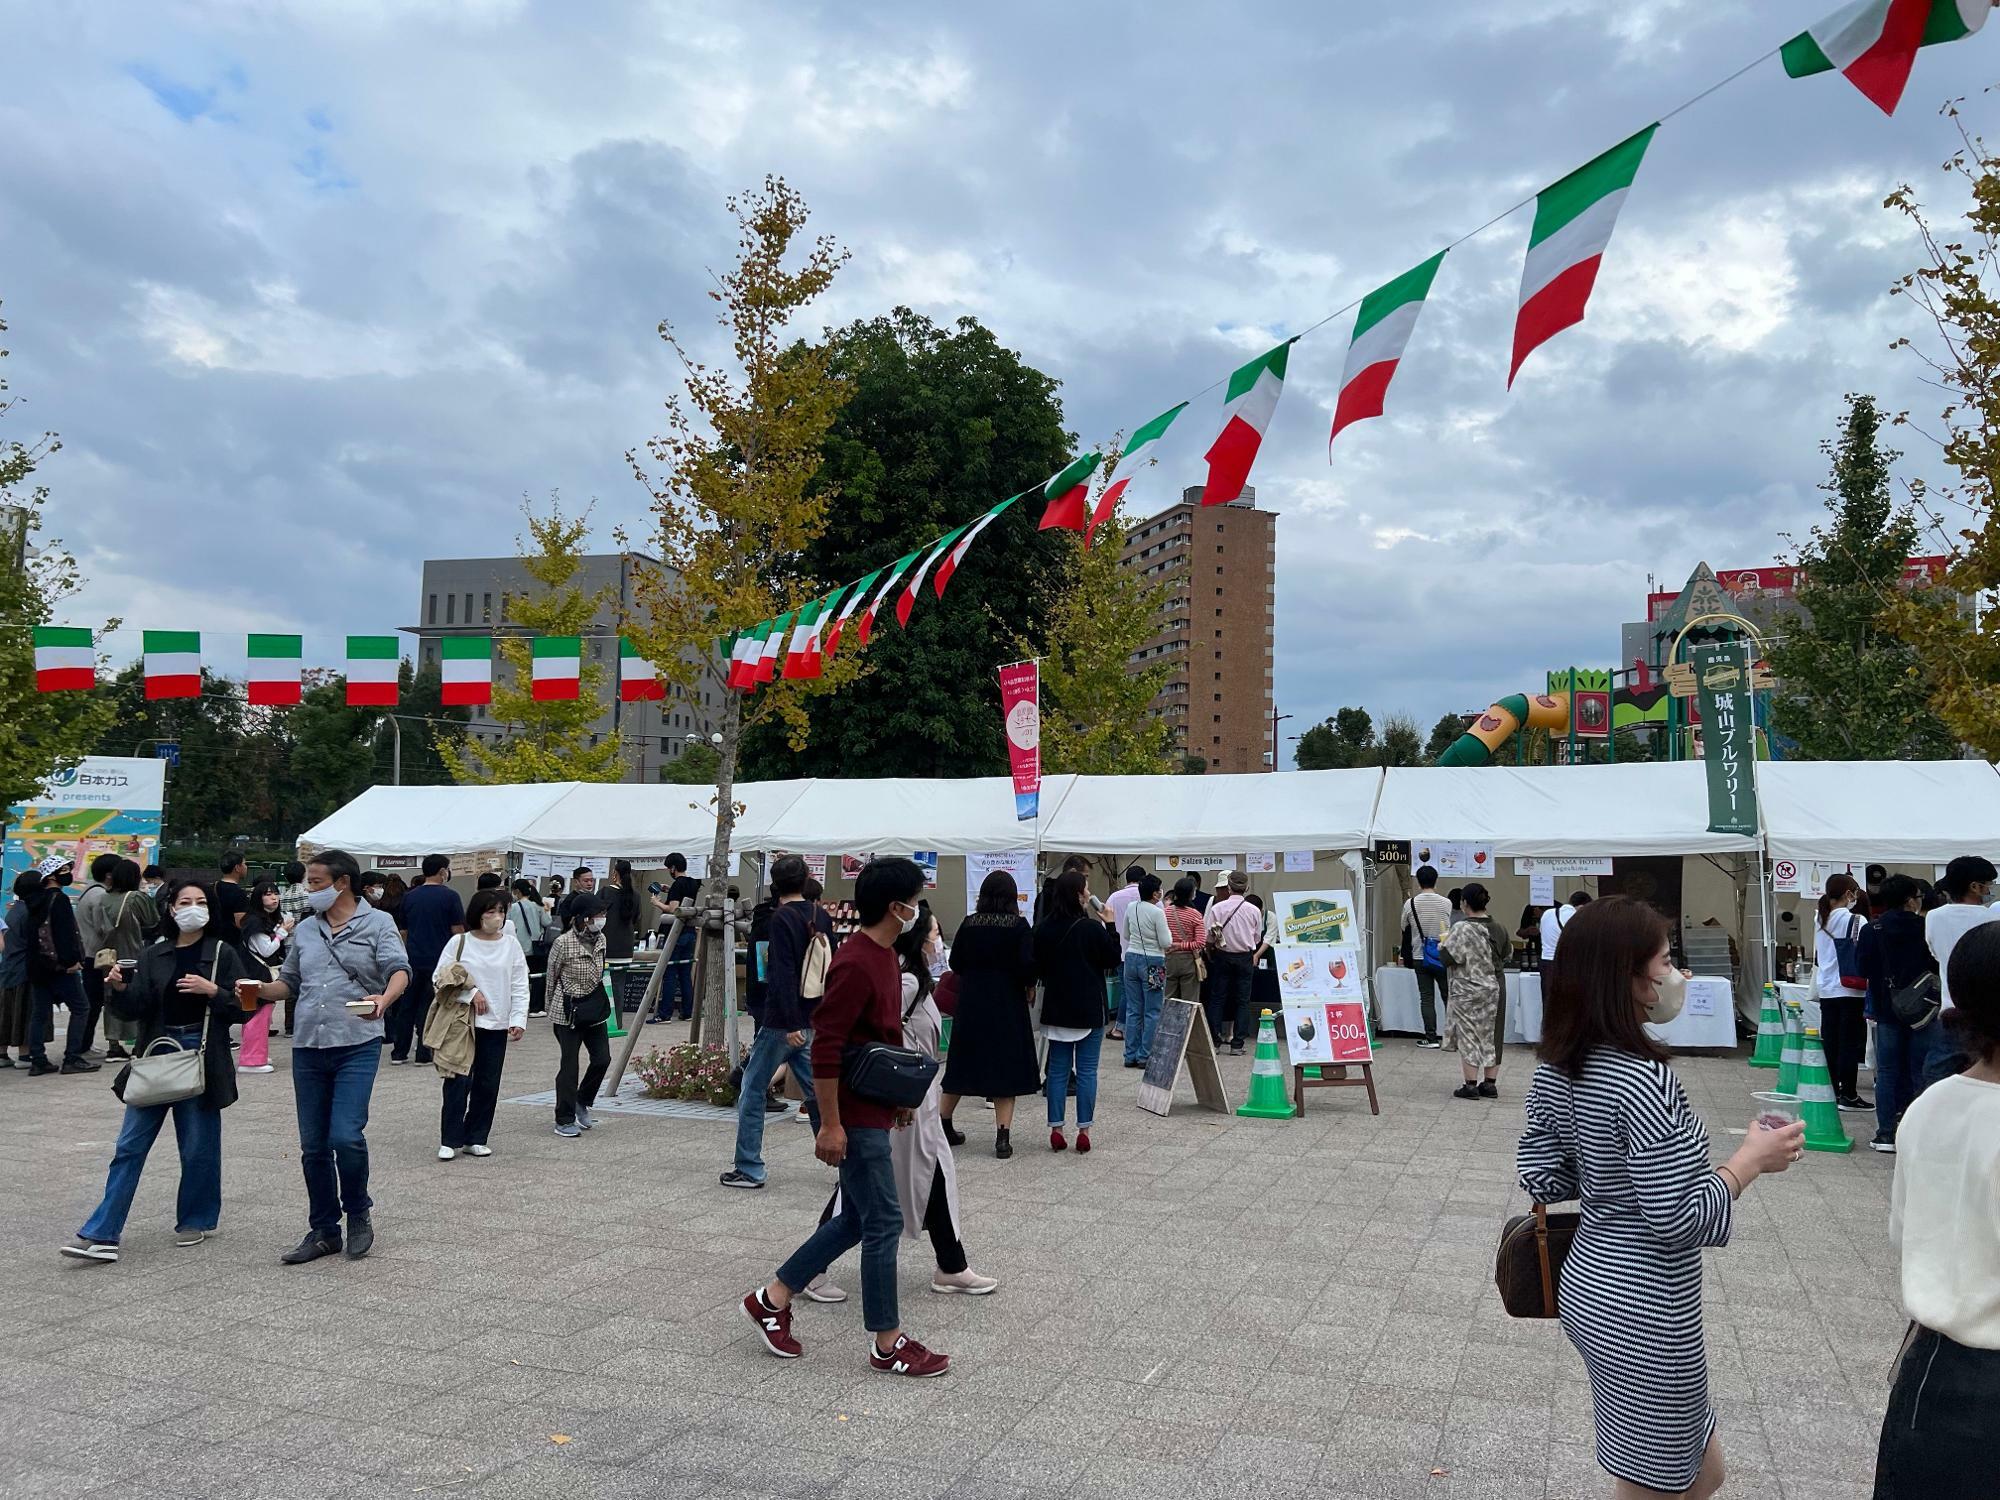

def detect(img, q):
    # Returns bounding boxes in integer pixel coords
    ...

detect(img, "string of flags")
[30,4,1992,707]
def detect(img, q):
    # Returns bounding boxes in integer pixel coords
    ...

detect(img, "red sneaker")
[1076,1129,1091,1154]
[1050,1128,1067,1152]
[869,1333,949,1378]
[742,1290,801,1359]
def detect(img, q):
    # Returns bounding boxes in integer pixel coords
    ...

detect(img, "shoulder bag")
[1494,1202,1580,1319]
[1408,897,1444,973]
[799,905,832,1002]
[558,938,612,1028]
[1890,970,1941,1030]
[122,946,221,1109]
[1835,910,1868,992]
[842,978,940,1109]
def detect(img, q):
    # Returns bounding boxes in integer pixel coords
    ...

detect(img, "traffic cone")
[1748,984,1783,1069]
[1796,1026,1852,1154]
[1775,1000,1803,1097]
[1235,1010,1296,1119]
[603,978,627,1040]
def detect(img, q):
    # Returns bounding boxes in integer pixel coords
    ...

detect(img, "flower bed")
[635,1043,737,1107]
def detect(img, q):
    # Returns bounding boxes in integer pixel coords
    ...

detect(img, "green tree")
[1423,712,1469,764]
[439,496,626,785]
[660,738,719,786]
[1377,712,1425,767]
[91,666,253,843]
[1180,754,1208,775]
[736,307,1076,780]
[1294,706,1375,770]
[0,305,117,806]
[1767,394,1955,759]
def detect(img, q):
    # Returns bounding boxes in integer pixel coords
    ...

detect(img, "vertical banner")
[997,660,1041,822]
[1691,642,1758,836]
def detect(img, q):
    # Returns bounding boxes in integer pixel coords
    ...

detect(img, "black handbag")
[842,980,940,1108]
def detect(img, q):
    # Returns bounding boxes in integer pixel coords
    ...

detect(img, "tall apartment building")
[406,553,720,784]
[1119,486,1277,774]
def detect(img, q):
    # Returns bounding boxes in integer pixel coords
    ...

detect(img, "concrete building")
[407,553,720,784]
[1119,486,1277,774]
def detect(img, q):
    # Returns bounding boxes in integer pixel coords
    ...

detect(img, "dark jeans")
[80,964,105,1054]
[659,932,696,1020]
[819,1161,965,1275]
[440,1027,508,1148]
[388,968,435,1062]
[1874,1324,1997,1499]
[778,1126,900,1332]
[1819,993,1868,1096]
[28,970,91,1066]
[1207,950,1255,1044]
[1416,965,1447,1038]
[79,1028,220,1242]
[1919,1029,1969,1090]
[553,1021,609,1125]
[293,1040,381,1235]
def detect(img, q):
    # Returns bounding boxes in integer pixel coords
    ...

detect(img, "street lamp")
[1269,710,1293,771]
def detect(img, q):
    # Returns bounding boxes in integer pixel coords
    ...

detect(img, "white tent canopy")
[296,783,579,859]
[1372,762,1761,858]
[512,780,815,859]
[1043,768,1381,855]
[757,776,1080,857]
[1758,759,2000,863]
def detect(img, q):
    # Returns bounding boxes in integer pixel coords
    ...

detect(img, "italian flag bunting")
[1510,125,1657,388]
[1091,403,1186,545]
[32,626,94,693]
[1330,251,1448,450]
[726,622,769,691]
[1782,0,1988,116]
[754,612,794,686]
[345,636,399,706]
[823,570,881,657]
[781,598,826,680]
[1035,453,1104,533]
[858,552,919,646]
[619,637,665,701]
[143,630,201,701]
[897,527,968,627]
[797,585,850,678]
[935,498,1017,596]
[440,637,493,706]
[530,636,582,701]
[1202,340,1293,507]
[246,634,303,706]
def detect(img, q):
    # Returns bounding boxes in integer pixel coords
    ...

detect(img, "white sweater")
[1891,1073,2000,1350]
[433,930,531,1032]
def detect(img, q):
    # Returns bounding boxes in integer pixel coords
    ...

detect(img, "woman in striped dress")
[1517,898,1804,1499]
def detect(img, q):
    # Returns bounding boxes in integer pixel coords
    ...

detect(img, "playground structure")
[1435,692,1572,766]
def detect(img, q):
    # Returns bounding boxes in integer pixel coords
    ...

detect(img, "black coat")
[1858,908,1934,1023]
[1033,910,1122,1030]
[107,936,253,1111]
[942,916,1040,1098]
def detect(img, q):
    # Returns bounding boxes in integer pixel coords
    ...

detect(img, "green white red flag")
[32,626,94,692]
[858,552,919,645]
[1035,453,1104,532]
[823,569,881,656]
[143,630,201,701]
[898,527,968,626]
[1330,251,1447,449]
[1510,125,1657,389]
[619,638,664,701]
[439,637,492,706]
[1090,403,1187,544]
[346,636,399,706]
[935,497,1017,595]
[755,611,795,685]
[246,634,303,706]
[726,622,769,691]
[1782,0,1989,115]
[530,636,582,701]
[782,598,827,680]
[1202,340,1293,507]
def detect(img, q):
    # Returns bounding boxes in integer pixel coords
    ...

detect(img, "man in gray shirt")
[252,847,410,1264]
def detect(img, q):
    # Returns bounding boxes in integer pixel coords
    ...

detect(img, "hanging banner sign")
[1411,840,1494,878]
[965,851,1036,917]
[912,851,939,888]
[1512,856,1614,877]
[1283,850,1315,873]
[4,756,166,891]
[1691,642,1759,836]
[1242,852,1276,874]
[997,660,1041,821]
[1156,854,1232,873]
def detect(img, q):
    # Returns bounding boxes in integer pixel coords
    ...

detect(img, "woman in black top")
[1033,870,1121,1153]
[942,872,1040,1159]
[62,879,254,1263]
[602,859,640,963]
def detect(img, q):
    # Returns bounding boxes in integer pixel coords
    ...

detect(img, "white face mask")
[142,881,162,897]
[480,913,505,935]
[1647,967,1687,1025]
[173,905,210,933]
[894,902,918,936]
[364,886,385,901]
[589,917,607,934]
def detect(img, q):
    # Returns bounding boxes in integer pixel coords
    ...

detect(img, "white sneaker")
[437,1146,457,1161]
[802,1276,847,1303]
[931,1268,998,1296]
[237,1063,275,1074]
[466,1144,492,1158]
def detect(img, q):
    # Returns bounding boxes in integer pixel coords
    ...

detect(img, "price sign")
[1324,1001,1374,1064]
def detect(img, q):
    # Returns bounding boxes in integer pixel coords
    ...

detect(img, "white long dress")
[891,973,961,1247]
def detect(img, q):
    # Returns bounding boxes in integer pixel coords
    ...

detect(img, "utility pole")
[1268,710,1292,771]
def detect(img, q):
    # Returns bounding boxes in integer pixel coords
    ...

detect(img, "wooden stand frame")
[1292,1061,1379,1116]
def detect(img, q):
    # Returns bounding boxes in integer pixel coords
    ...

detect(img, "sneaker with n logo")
[741,1289,801,1358]
[868,1333,949,1378]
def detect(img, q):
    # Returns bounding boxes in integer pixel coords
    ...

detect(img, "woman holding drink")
[60,879,259,1263]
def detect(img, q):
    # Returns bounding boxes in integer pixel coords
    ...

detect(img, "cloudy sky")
[4,1,1992,763]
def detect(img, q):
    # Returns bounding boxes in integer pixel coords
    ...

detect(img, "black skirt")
[1874,1325,1997,1499]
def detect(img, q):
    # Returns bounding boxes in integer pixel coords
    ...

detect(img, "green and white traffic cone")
[603,977,627,1040]
[1797,1026,1853,1154]
[1748,984,1783,1070]
[1235,1010,1296,1119]
[1775,1000,1803,1097]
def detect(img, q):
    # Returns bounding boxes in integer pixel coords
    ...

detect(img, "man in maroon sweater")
[743,857,949,1378]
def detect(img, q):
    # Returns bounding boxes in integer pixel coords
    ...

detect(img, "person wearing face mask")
[61,879,255,1262]
[434,889,530,1160]
[1440,882,1510,1099]
[547,892,611,1139]
[1812,873,1873,1113]
[1518,897,1804,1500]
[141,865,166,901]
[236,880,289,1075]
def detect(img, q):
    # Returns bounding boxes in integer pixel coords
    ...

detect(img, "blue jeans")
[79,1029,221,1243]
[1046,1027,1102,1128]
[732,1025,819,1181]
[1120,954,1164,1064]
[1916,1018,1967,1092]
[659,932,696,1020]
[28,970,90,1065]
[293,1040,381,1235]
[775,1127,901,1332]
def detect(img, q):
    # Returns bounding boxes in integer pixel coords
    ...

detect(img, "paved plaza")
[2,1024,1903,1500]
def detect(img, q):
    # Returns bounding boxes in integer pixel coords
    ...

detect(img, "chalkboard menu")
[1135,998,1230,1116]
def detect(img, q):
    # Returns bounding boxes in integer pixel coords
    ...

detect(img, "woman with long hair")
[509,878,551,1016]
[436,888,530,1160]
[237,879,288,1074]
[1162,876,1206,1018]
[1814,872,1871,1113]
[1033,870,1121,1153]
[602,859,640,964]
[1517,897,1803,1498]
[941,871,1039,1158]
[61,878,255,1262]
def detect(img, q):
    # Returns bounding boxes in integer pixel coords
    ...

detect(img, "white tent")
[755,775,1079,856]
[1758,759,2000,863]
[296,782,580,858]
[512,779,816,859]
[1044,768,1381,855]
[1371,762,1761,857]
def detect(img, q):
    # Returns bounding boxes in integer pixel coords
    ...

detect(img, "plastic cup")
[235,978,264,1013]
[1752,1091,1800,1132]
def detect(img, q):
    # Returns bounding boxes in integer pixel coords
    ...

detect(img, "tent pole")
[605,914,680,1099]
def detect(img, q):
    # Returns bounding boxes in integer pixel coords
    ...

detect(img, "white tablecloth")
[1372,967,1739,1049]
